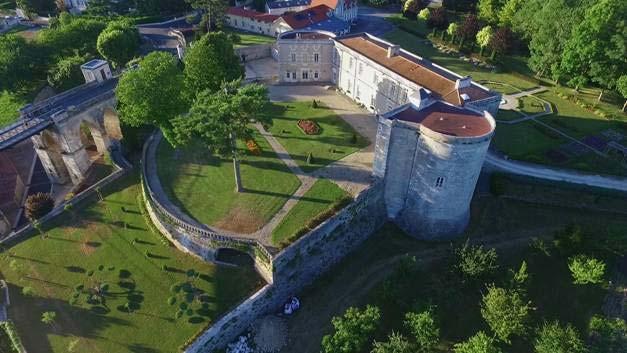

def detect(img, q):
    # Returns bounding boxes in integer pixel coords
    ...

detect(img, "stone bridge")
[0,60,122,185]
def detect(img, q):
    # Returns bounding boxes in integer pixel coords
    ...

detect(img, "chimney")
[408,88,433,111]
[455,76,471,89]
[387,45,400,58]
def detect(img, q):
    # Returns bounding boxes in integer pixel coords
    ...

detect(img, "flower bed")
[246,139,261,155]
[297,119,320,135]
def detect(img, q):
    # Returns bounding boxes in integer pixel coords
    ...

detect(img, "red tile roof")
[310,0,338,9]
[281,5,331,29]
[335,34,494,106]
[392,101,493,137]
[226,7,279,23]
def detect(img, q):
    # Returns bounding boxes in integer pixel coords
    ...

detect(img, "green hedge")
[1,321,25,353]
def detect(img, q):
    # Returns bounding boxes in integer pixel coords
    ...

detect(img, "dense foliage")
[97,19,141,68]
[480,285,532,343]
[321,305,381,353]
[534,321,586,353]
[568,255,606,284]
[47,52,88,91]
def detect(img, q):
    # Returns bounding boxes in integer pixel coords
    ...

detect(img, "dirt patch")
[214,206,264,234]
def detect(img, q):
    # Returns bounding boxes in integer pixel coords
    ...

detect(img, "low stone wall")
[184,182,386,352]
[235,44,272,62]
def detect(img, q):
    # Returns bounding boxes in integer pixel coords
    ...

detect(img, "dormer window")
[435,177,444,188]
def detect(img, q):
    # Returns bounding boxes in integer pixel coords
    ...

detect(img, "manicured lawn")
[481,82,522,95]
[271,179,349,247]
[264,102,368,173]
[383,29,539,91]
[492,120,567,163]
[157,129,301,233]
[0,91,24,128]
[495,109,524,121]
[282,178,627,353]
[0,175,263,353]
[517,95,546,115]
[224,29,275,47]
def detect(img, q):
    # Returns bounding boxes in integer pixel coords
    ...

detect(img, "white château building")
[276,30,501,239]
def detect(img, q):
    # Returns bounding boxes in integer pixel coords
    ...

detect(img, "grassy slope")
[157,129,301,234]
[224,29,275,47]
[0,91,24,128]
[492,120,567,162]
[265,102,368,173]
[271,179,349,246]
[0,174,262,353]
[282,179,627,353]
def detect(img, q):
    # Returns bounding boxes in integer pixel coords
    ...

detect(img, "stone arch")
[214,248,255,268]
[35,129,71,184]
[103,107,123,141]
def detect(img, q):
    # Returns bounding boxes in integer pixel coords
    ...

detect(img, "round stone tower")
[373,89,495,240]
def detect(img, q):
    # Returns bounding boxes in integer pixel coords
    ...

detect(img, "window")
[348,57,353,69]
[358,63,363,74]
[291,53,296,62]
[314,53,319,62]
[286,72,290,79]
[314,71,319,79]
[292,72,296,79]
[435,177,445,188]
[390,84,396,97]
[302,71,309,79]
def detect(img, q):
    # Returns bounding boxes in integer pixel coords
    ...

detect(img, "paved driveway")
[352,5,399,36]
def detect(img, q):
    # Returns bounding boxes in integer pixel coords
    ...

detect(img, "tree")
[418,8,430,21]
[47,52,87,91]
[185,0,227,31]
[371,332,412,353]
[618,76,627,112]
[477,0,505,25]
[16,0,55,17]
[321,305,381,353]
[183,32,244,98]
[568,255,606,284]
[403,0,424,17]
[488,27,513,60]
[427,7,449,30]
[457,15,480,49]
[404,310,439,352]
[454,331,502,353]
[534,321,586,353]
[116,51,187,134]
[508,260,529,290]
[97,19,141,68]
[41,311,57,325]
[588,316,627,353]
[481,285,532,343]
[38,14,107,57]
[25,192,54,221]
[454,241,499,282]
[560,0,627,100]
[0,35,35,91]
[447,23,459,43]
[476,26,494,56]
[498,0,523,27]
[170,80,269,192]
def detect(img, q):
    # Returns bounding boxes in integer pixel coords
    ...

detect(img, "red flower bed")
[297,119,320,135]
[246,139,261,155]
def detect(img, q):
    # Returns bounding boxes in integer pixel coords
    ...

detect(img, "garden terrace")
[0,175,263,353]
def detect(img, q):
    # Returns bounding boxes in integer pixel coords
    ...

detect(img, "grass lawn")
[0,174,263,353]
[481,82,522,95]
[271,179,349,247]
[517,95,546,115]
[0,91,24,128]
[383,29,539,91]
[492,120,567,163]
[157,129,301,234]
[495,109,524,121]
[282,178,627,353]
[264,102,368,173]
[224,29,275,48]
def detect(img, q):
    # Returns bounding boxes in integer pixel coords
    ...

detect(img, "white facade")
[277,31,336,83]
[266,4,309,14]
[226,14,275,36]
[64,0,89,13]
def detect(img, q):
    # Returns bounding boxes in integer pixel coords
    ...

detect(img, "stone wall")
[235,44,272,62]
[184,182,386,352]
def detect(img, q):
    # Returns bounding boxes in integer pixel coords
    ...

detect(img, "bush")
[453,331,501,353]
[454,241,499,282]
[480,285,532,343]
[321,305,381,353]
[588,316,627,353]
[404,309,439,352]
[312,99,318,108]
[167,296,176,305]
[418,8,430,21]
[21,286,35,297]
[568,255,605,284]
[25,192,54,221]
[535,321,586,353]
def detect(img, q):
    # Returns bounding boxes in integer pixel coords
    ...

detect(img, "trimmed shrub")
[25,192,54,221]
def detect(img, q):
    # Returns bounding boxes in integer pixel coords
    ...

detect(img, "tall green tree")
[116,52,187,135]
[535,321,586,353]
[0,35,35,91]
[560,0,627,100]
[454,331,502,353]
[97,19,141,68]
[617,75,627,112]
[454,241,499,283]
[488,27,513,60]
[404,309,439,352]
[371,332,412,353]
[481,285,532,343]
[185,0,227,31]
[477,0,505,25]
[321,305,381,353]
[476,26,494,56]
[183,31,243,98]
[497,0,523,27]
[170,80,269,192]
[47,52,88,91]
[38,14,107,57]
